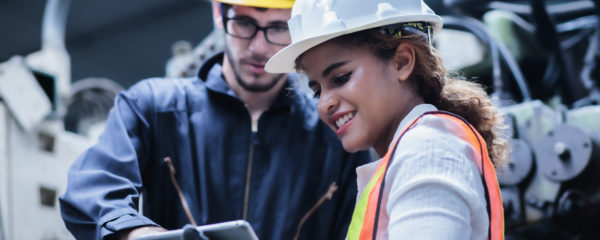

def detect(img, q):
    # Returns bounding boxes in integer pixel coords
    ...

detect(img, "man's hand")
[113,226,167,240]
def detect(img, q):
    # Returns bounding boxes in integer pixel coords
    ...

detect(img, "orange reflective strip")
[434,113,504,240]
[348,163,385,240]
[348,117,422,240]
[359,170,383,239]
[357,141,397,240]
[347,117,420,240]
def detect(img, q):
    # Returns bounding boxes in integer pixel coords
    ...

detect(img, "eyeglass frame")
[222,16,291,46]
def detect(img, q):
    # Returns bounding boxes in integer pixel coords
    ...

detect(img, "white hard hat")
[265,0,443,73]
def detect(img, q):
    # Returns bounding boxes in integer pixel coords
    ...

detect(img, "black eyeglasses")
[223,17,291,46]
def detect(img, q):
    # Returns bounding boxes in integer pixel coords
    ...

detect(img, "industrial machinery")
[0,0,111,239]
[435,0,600,239]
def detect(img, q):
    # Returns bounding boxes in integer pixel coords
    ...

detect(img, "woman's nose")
[318,91,339,116]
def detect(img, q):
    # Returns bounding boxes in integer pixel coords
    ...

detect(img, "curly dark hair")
[296,28,510,166]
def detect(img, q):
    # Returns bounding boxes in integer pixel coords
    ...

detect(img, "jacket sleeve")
[59,80,159,240]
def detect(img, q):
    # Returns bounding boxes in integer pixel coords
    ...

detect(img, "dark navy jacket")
[59,53,370,240]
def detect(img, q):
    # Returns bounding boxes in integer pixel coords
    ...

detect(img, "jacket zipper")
[242,139,254,220]
[243,107,258,220]
[293,182,339,240]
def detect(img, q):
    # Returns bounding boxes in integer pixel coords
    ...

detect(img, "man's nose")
[248,30,270,56]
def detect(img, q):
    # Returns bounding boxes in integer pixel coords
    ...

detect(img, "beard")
[224,44,285,93]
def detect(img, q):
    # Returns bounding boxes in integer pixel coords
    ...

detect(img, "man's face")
[220,5,291,92]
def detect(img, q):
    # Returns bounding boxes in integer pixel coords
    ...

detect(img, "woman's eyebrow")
[322,61,349,77]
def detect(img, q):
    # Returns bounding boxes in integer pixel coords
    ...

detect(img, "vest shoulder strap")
[347,111,504,240]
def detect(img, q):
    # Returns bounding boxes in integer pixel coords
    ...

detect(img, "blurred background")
[0,0,212,88]
[1,0,600,239]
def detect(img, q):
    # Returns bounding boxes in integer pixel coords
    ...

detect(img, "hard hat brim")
[265,14,443,73]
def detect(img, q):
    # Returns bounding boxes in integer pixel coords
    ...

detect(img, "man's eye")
[270,26,289,33]
[235,20,254,28]
[333,72,352,86]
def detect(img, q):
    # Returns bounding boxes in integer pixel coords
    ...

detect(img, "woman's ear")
[212,1,224,29]
[393,43,416,82]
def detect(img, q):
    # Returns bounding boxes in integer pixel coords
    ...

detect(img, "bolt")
[554,142,571,161]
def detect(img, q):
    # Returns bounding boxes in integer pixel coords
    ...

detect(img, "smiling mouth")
[333,111,355,130]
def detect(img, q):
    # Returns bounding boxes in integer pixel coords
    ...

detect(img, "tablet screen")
[134,220,259,240]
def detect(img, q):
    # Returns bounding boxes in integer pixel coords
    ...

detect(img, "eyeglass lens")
[225,19,291,45]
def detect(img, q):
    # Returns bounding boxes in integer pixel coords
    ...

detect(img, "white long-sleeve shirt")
[355,104,489,240]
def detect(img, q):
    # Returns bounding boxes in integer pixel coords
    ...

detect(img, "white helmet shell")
[265,0,443,73]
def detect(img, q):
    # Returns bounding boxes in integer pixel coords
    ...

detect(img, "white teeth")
[335,112,354,128]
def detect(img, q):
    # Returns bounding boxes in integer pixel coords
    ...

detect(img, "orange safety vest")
[347,111,504,240]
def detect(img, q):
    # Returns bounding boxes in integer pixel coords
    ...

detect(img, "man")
[59,0,370,239]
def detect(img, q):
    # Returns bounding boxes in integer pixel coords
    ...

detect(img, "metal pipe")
[488,0,595,17]
[41,0,71,50]
[0,198,5,240]
[443,15,533,101]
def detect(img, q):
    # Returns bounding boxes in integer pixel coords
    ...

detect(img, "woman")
[266,0,509,239]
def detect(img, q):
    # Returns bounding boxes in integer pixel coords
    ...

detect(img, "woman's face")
[300,40,422,155]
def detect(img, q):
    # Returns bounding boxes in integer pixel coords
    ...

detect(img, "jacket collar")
[197,52,297,109]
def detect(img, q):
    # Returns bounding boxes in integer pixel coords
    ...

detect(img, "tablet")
[134,220,259,240]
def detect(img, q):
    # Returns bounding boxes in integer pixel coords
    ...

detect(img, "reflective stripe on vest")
[347,111,504,240]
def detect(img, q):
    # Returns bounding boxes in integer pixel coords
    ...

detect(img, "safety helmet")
[265,0,443,73]
[214,0,294,9]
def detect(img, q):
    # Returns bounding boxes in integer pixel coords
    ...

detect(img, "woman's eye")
[312,89,321,99]
[332,72,352,86]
